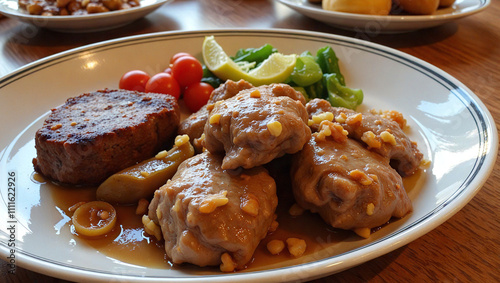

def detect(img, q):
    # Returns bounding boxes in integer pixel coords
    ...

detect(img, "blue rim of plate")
[0,29,497,281]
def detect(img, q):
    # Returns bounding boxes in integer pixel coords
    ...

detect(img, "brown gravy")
[46,168,421,272]
[49,184,170,269]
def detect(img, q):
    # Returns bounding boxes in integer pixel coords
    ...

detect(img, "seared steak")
[33,89,180,185]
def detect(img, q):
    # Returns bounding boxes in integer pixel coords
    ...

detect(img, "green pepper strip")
[323,74,363,110]
[316,46,346,86]
[304,80,325,101]
[290,53,323,87]
[202,65,224,88]
[232,44,276,65]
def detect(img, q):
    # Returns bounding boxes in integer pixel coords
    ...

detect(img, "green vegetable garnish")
[323,74,363,110]
[201,65,224,88]
[316,46,345,86]
[203,39,364,110]
[232,44,277,66]
[304,80,325,100]
[290,51,323,87]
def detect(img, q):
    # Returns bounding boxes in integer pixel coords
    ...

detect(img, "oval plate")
[276,0,490,33]
[0,0,172,32]
[0,29,497,282]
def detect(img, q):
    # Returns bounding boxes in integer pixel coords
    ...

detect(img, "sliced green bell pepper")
[323,73,363,110]
[316,46,345,86]
[232,44,277,66]
[290,51,323,87]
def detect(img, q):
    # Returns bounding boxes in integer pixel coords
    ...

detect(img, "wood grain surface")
[1,0,499,282]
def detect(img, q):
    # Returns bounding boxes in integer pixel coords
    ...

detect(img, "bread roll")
[439,0,456,7]
[322,0,392,16]
[394,0,439,15]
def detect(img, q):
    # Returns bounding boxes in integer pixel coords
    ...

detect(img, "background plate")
[0,0,172,32]
[276,0,490,33]
[0,29,497,282]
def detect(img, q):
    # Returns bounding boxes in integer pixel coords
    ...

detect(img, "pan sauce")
[46,167,421,272]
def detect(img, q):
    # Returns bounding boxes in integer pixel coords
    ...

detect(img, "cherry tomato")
[145,73,181,99]
[170,52,195,65]
[119,70,150,92]
[163,67,172,74]
[171,56,203,88]
[183,82,214,112]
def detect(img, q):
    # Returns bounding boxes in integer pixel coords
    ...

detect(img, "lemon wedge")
[202,36,297,86]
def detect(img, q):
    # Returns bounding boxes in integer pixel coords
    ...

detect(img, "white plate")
[0,29,497,282]
[276,0,490,33]
[0,0,172,32]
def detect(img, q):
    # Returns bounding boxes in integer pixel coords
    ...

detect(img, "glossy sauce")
[45,165,421,272]
[48,181,349,270]
[49,183,170,269]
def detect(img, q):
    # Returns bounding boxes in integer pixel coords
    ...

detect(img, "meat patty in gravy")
[203,83,311,170]
[291,121,412,230]
[33,89,180,185]
[306,98,423,176]
[148,151,277,269]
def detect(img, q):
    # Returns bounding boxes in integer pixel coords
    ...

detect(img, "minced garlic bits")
[267,121,283,137]
[199,191,229,214]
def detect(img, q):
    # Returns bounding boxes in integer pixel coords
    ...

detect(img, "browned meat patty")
[306,98,423,176]
[178,79,254,144]
[203,83,311,170]
[291,121,412,230]
[148,151,277,269]
[33,89,180,186]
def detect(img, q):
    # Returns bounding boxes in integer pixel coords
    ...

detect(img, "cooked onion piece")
[72,201,117,237]
[96,135,195,204]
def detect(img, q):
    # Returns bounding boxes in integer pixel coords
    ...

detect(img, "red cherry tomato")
[163,67,172,74]
[119,70,150,92]
[183,82,214,112]
[145,73,181,99]
[170,52,195,65]
[171,56,203,88]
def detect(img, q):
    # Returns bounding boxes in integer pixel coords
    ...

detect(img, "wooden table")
[1,0,499,282]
